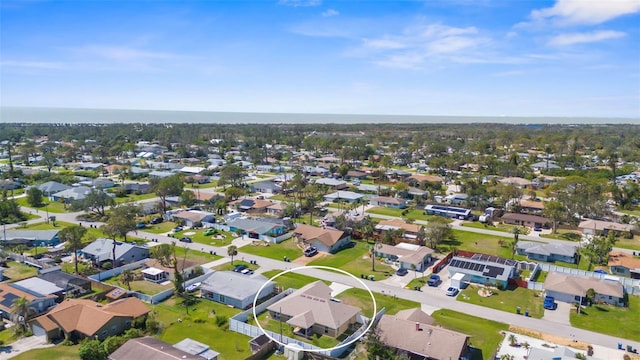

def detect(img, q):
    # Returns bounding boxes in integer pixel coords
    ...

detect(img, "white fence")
[88,259,149,281]
[539,263,640,294]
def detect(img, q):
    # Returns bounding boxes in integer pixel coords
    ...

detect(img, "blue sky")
[1,0,639,118]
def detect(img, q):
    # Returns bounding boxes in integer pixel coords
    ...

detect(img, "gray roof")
[201,271,272,300]
[109,337,201,360]
[36,181,72,195]
[149,170,175,178]
[173,338,219,359]
[2,229,59,242]
[251,181,281,190]
[11,277,63,296]
[527,346,576,360]
[227,217,283,235]
[51,186,93,201]
[517,241,576,257]
[314,178,346,186]
[81,239,147,263]
[544,272,624,298]
[324,191,364,201]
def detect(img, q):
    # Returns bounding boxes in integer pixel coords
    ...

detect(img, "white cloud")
[548,30,626,46]
[321,9,339,17]
[279,0,321,7]
[530,0,640,25]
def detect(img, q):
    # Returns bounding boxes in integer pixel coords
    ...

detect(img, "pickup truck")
[543,296,557,310]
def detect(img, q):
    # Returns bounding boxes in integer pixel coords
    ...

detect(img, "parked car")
[204,228,217,236]
[136,222,146,229]
[304,247,318,257]
[594,269,608,274]
[150,217,163,224]
[396,268,408,276]
[427,274,440,287]
[445,287,459,296]
[543,296,557,310]
[179,236,192,243]
[533,225,542,231]
[171,226,183,233]
[233,265,247,273]
[185,282,201,292]
[240,268,254,275]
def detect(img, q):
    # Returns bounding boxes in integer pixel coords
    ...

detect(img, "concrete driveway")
[543,300,572,325]
[0,335,52,360]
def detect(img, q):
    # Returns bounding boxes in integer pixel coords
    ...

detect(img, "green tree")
[102,204,140,242]
[586,288,596,306]
[59,225,87,274]
[75,190,115,217]
[79,339,107,360]
[511,227,522,259]
[180,190,197,207]
[224,186,244,201]
[218,164,245,188]
[424,217,453,250]
[120,269,134,291]
[227,245,238,265]
[26,187,44,207]
[11,296,31,332]
[543,200,566,234]
[103,335,126,355]
[151,174,184,213]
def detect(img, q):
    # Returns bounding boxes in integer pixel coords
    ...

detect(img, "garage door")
[31,324,46,338]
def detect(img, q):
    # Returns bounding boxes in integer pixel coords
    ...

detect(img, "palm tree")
[508,334,518,347]
[511,227,521,259]
[227,245,238,265]
[120,269,134,291]
[11,296,30,332]
[59,225,87,274]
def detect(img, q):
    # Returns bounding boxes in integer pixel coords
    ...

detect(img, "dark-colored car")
[304,247,318,257]
[179,236,192,243]
[136,222,146,229]
[427,274,440,287]
[150,217,163,224]
[396,268,409,276]
[233,265,247,273]
[543,296,557,310]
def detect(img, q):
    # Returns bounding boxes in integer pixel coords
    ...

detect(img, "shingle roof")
[109,337,201,360]
[294,224,345,247]
[517,241,576,257]
[200,271,272,300]
[544,272,624,298]
[608,251,640,270]
[501,213,549,224]
[266,281,360,330]
[370,196,404,205]
[578,219,636,232]
[375,244,434,266]
[376,218,422,233]
[227,217,282,235]
[81,239,147,263]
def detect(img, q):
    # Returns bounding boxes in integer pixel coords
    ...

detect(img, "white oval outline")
[251,265,377,353]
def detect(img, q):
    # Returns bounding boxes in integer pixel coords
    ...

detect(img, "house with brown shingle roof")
[375,218,423,242]
[369,196,406,209]
[293,224,351,254]
[377,309,469,360]
[544,272,625,306]
[407,174,443,185]
[608,251,640,278]
[578,219,638,237]
[30,297,150,342]
[266,281,360,338]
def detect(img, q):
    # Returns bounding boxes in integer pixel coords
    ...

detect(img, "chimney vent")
[415,322,420,331]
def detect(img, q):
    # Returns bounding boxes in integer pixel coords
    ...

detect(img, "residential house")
[526,345,583,360]
[200,271,274,309]
[173,338,220,360]
[447,255,517,290]
[344,170,368,180]
[170,210,215,227]
[531,161,561,171]
[51,186,94,204]
[0,282,57,321]
[142,258,201,283]
[501,213,549,229]
[266,281,360,338]
[314,178,348,190]
[30,297,150,341]
[250,181,282,194]
[109,337,202,360]
[10,277,65,302]
[374,243,434,272]
[266,202,287,217]
[375,218,423,242]
[38,267,92,298]
[406,174,443,186]
[544,272,625,306]
[148,170,175,179]
[369,196,406,209]
[404,187,428,201]
[34,181,71,197]
[227,217,289,242]
[81,239,149,267]
[302,166,329,176]
[323,191,365,203]
[518,199,545,215]
[1,229,60,247]
[516,241,577,264]
[74,163,104,172]
[122,182,151,194]
[578,219,638,237]
[293,224,351,254]
[444,193,468,205]
[377,309,469,360]
[499,177,533,189]
[179,166,206,176]
[233,198,273,214]
[386,169,412,180]
[607,251,640,278]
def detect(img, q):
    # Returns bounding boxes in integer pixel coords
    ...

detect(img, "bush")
[145,315,162,334]
[101,261,112,270]
[123,327,143,339]
[194,318,207,324]
[214,315,228,328]
[102,335,125,355]
[79,339,107,360]
[61,339,74,346]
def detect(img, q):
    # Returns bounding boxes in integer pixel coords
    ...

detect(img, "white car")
[445,287,459,296]
[185,282,201,292]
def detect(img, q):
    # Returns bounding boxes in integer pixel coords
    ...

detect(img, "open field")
[15,197,68,213]
[570,295,640,341]
[336,288,420,318]
[261,269,330,290]
[2,261,39,281]
[239,238,303,261]
[309,241,396,280]
[458,285,545,319]
[11,344,80,360]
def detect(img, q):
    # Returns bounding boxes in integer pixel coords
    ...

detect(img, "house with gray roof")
[227,217,289,242]
[544,272,625,306]
[51,186,94,203]
[369,196,406,209]
[173,338,220,360]
[170,210,215,227]
[200,271,274,309]
[109,337,202,360]
[38,267,92,298]
[1,229,60,246]
[81,239,149,267]
[447,254,517,290]
[10,277,65,301]
[314,178,347,190]
[36,181,72,196]
[250,181,282,194]
[374,243,434,272]
[266,281,361,338]
[148,170,175,179]
[516,241,577,264]
[323,191,365,203]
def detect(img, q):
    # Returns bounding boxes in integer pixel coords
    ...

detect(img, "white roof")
[142,267,164,276]
[12,277,64,295]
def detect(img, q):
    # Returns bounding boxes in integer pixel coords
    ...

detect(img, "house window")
[609,296,612,300]
[324,326,328,334]
[574,296,580,301]
[111,325,117,333]
[219,295,226,303]
[125,320,131,326]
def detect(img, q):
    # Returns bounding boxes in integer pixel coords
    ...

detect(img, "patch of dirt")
[509,326,590,350]
[183,231,196,236]
[292,252,327,265]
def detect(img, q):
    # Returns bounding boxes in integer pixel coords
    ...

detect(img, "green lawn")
[15,197,68,213]
[432,309,508,360]
[439,229,511,256]
[618,207,640,217]
[458,285,544,319]
[61,261,97,276]
[336,288,420,318]
[539,229,582,242]
[239,238,303,261]
[570,295,640,341]
[261,270,330,290]
[103,269,172,294]
[0,328,19,345]
[154,296,254,360]
[405,276,428,289]
[309,241,396,280]
[173,246,222,264]
[367,207,449,222]
[188,228,236,247]
[113,192,158,204]
[612,236,640,251]
[11,344,80,360]
[460,221,526,234]
[143,221,179,234]
[2,261,39,281]
[215,260,257,272]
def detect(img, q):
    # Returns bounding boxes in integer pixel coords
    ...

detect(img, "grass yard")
[2,261,39,281]
[439,229,511,256]
[15,197,68,213]
[154,296,254,360]
[405,276,428,289]
[113,192,158,204]
[61,261,96,276]
[0,328,19,345]
[173,246,222,264]
[432,309,508,360]
[103,269,172,294]
[143,221,179,234]
[239,238,303,261]
[570,295,640,341]
[309,241,396,280]
[189,229,236,247]
[336,288,420,318]
[250,311,341,348]
[540,229,582,242]
[458,285,545,319]
[612,235,640,251]
[618,207,640,217]
[11,344,80,360]
[366,206,449,222]
[261,270,330,290]
[460,221,526,234]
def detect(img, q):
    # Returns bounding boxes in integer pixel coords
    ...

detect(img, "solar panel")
[0,293,19,308]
